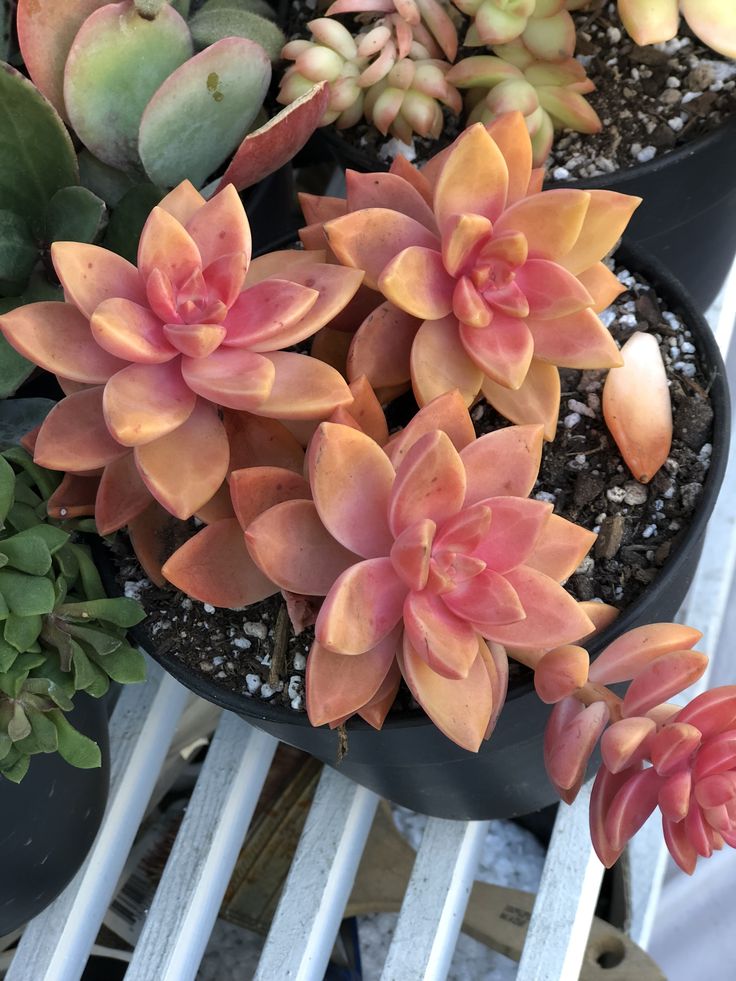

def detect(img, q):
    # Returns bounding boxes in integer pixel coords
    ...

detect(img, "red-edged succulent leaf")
[222,280,319,350]
[308,422,395,558]
[384,390,476,468]
[524,514,596,582]
[46,473,100,520]
[433,124,509,231]
[484,111,532,206]
[604,765,662,852]
[34,388,129,472]
[51,242,147,318]
[346,170,437,231]
[245,499,359,596]
[398,632,494,752]
[622,649,709,718]
[694,772,736,810]
[316,557,407,656]
[251,352,353,421]
[544,696,609,802]
[461,425,543,504]
[534,644,589,704]
[306,628,400,727]
[95,452,154,535]
[134,399,229,519]
[91,298,176,364]
[493,190,591,262]
[224,411,304,474]
[230,466,310,532]
[560,190,641,276]
[480,640,509,739]
[357,659,402,729]
[0,301,127,383]
[526,308,622,370]
[103,361,197,446]
[16,0,107,120]
[588,623,702,685]
[216,82,330,193]
[458,315,534,390]
[389,431,466,537]
[158,181,206,224]
[658,768,693,823]
[478,567,594,648]
[161,518,275,607]
[603,331,672,484]
[472,496,552,574]
[128,502,187,587]
[691,730,736,782]
[181,347,275,411]
[403,589,483,680]
[576,264,626,314]
[601,716,656,774]
[590,763,639,868]
[674,687,736,740]
[576,601,620,641]
[649,722,703,776]
[325,209,439,290]
[481,359,561,441]
[299,193,348,226]
[663,814,698,875]
[379,246,455,321]
[410,315,484,407]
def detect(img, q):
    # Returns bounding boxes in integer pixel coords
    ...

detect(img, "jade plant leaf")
[49,708,101,768]
[0,63,79,223]
[138,37,271,188]
[102,183,165,263]
[188,8,285,61]
[0,398,56,449]
[15,0,109,120]
[45,186,107,245]
[216,81,329,193]
[78,150,140,207]
[63,1,194,171]
[0,210,38,291]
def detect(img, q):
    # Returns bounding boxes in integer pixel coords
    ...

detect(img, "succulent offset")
[306,115,638,438]
[0,446,145,783]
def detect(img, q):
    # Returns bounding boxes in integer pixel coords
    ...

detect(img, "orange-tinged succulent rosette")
[301,113,640,439]
[0,181,364,525]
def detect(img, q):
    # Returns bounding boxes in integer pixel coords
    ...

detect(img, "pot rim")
[120,241,731,732]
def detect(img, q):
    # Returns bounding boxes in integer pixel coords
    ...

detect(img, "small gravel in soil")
[548,2,736,178]
[114,266,714,713]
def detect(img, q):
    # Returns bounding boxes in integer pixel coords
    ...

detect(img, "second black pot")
[107,244,729,821]
[0,694,109,935]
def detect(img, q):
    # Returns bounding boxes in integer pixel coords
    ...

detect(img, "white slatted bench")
[4,259,736,981]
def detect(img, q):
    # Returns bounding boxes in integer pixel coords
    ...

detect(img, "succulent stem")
[134,0,167,19]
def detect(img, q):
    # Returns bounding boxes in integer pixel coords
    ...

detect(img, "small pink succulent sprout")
[246,414,596,750]
[603,331,673,484]
[0,181,362,524]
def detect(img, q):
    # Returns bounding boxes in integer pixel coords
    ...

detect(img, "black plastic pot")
[104,243,729,820]
[548,115,736,312]
[0,694,109,935]
[243,163,301,255]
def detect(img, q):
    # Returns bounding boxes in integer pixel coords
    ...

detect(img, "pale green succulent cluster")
[0,446,146,784]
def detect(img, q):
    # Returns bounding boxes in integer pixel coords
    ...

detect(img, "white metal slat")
[6,663,189,981]
[125,713,277,981]
[380,818,490,981]
[254,767,378,981]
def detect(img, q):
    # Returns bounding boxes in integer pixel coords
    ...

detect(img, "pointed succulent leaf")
[316,558,406,656]
[481,359,561,441]
[461,425,543,506]
[64,1,194,171]
[604,765,662,852]
[0,63,78,222]
[588,623,702,685]
[622,649,709,718]
[680,0,736,58]
[139,38,271,189]
[524,514,596,582]
[534,644,589,704]
[603,332,672,484]
[544,697,609,798]
[601,716,657,774]
[675,687,736,740]
[410,316,483,407]
[56,597,145,629]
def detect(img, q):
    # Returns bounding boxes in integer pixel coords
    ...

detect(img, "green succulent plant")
[0,442,146,784]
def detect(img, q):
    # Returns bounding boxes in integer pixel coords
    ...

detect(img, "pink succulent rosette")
[299,112,641,438]
[0,181,364,525]
[244,407,597,750]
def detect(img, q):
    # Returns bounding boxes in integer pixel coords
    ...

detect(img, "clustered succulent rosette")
[0,446,145,783]
[0,181,363,528]
[302,114,639,440]
[277,0,602,154]
[0,103,727,875]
